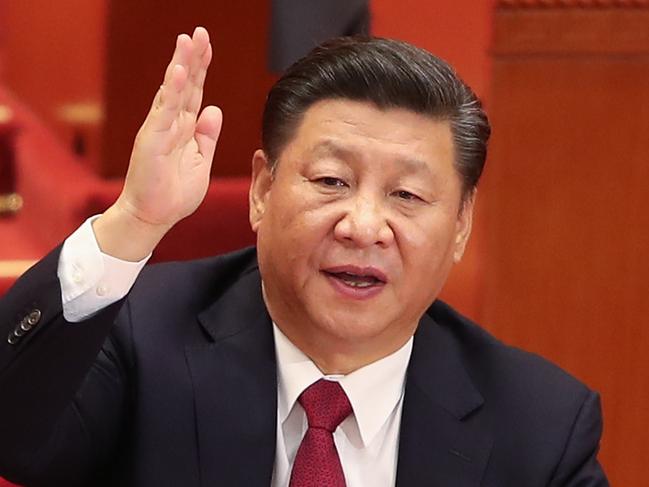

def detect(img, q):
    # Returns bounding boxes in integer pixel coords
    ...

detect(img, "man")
[0,28,608,486]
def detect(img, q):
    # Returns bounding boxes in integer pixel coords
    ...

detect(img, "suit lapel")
[396,312,493,486]
[185,266,277,486]
[182,256,493,486]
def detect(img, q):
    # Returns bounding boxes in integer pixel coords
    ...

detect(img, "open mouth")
[322,266,388,294]
[324,271,385,288]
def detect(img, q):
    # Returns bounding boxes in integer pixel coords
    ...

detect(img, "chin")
[309,306,395,343]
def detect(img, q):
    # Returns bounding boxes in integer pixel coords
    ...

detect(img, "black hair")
[262,36,491,198]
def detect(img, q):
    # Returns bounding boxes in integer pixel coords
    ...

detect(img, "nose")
[333,192,395,248]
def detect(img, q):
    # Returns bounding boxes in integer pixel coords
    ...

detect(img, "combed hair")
[262,36,491,198]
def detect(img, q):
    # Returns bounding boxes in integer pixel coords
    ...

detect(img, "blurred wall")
[1,0,107,161]
[481,6,649,484]
[372,0,495,98]
[1,1,107,114]
[1,0,276,178]
[101,0,276,178]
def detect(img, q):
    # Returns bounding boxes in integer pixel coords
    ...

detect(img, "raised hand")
[94,27,222,261]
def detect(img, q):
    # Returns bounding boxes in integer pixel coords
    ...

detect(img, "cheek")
[261,199,340,275]
[392,215,444,253]
[393,215,459,269]
[392,219,429,250]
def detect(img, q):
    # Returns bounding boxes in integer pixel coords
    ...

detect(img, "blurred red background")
[1,1,647,485]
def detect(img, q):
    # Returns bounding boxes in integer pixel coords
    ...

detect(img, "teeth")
[337,272,378,288]
[343,279,373,288]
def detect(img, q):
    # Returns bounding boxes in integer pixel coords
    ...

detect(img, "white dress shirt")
[57,217,149,322]
[272,325,412,487]
[58,218,413,486]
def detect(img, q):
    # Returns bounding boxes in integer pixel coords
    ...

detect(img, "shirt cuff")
[57,216,151,323]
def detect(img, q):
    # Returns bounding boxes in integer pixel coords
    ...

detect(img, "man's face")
[250,99,473,369]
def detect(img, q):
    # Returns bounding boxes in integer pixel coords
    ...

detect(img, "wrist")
[92,204,170,262]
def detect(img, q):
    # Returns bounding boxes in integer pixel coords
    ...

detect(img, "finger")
[187,43,212,115]
[163,34,192,86]
[143,32,193,132]
[156,34,191,128]
[197,42,212,86]
[188,27,210,83]
[183,28,211,115]
[194,105,222,163]
[147,64,188,132]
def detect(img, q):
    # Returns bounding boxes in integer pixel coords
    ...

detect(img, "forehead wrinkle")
[309,139,353,161]
[339,117,429,148]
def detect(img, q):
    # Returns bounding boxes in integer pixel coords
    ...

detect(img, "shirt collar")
[273,323,413,448]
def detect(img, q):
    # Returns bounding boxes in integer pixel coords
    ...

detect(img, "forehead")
[284,99,455,171]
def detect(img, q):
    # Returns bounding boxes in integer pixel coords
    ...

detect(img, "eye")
[393,190,421,202]
[316,177,348,188]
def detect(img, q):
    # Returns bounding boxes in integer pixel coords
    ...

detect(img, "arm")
[0,247,129,485]
[0,26,221,484]
[548,391,609,487]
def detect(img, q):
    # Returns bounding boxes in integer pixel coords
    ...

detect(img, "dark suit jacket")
[0,247,608,486]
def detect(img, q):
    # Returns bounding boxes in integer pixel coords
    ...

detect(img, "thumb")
[195,105,223,162]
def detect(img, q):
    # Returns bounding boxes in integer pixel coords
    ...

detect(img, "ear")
[249,149,273,232]
[453,189,476,263]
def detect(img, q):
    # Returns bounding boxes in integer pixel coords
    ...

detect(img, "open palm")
[117,27,222,231]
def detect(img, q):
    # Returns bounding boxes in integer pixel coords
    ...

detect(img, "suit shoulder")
[428,300,593,400]
[129,246,258,308]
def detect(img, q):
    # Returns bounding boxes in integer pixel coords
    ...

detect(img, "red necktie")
[289,379,353,487]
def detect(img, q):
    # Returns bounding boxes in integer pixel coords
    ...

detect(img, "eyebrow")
[310,139,434,176]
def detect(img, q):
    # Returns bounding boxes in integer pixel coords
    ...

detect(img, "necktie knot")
[299,379,352,432]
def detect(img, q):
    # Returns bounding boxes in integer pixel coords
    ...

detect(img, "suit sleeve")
[0,246,131,486]
[548,391,610,487]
